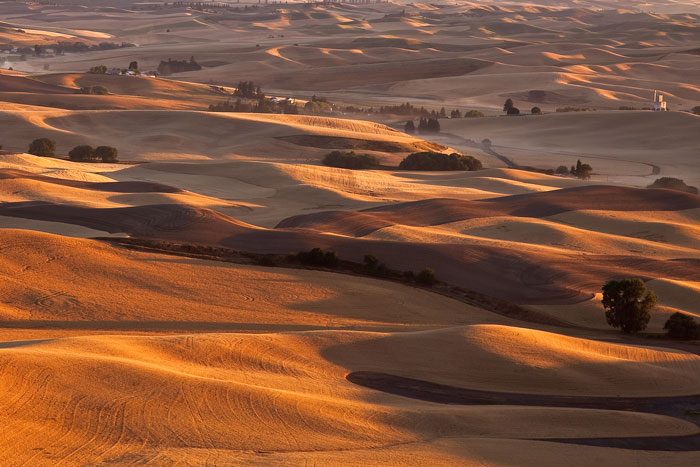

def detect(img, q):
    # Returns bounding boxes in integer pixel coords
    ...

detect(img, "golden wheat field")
[1,0,700,465]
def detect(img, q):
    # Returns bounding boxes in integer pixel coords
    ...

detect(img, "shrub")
[296,248,339,268]
[322,151,379,170]
[531,106,542,115]
[647,177,698,195]
[416,268,436,286]
[464,110,485,118]
[399,152,482,171]
[28,138,56,157]
[77,85,109,95]
[363,254,389,277]
[88,65,107,74]
[602,278,657,334]
[556,106,593,112]
[664,312,700,339]
[256,256,277,267]
[68,145,95,162]
[450,109,462,118]
[555,165,569,175]
[506,107,520,116]
[94,146,118,163]
[691,106,700,115]
[364,254,379,269]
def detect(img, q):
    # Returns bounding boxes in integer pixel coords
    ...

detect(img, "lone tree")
[94,146,118,163]
[28,138,56,157]
[664,312,700,339]
[602,278,657,334]
[404,120,415,134]
[531,106,542,115]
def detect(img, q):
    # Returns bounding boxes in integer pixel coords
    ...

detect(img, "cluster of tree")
[322,151,380,170]
[208,98,298,114]
[27,138,117,162]
[648,177,699,194]
[378,102,433,117]
[503,98,520,116]
[361,254,437,286]
[88,65,108,74]
[448,109,486,118]
[603,278,700,340]
[294,248,340,268]
[76,85,109,95]
[415,268,437,286]
[398,152,483,171]
[233,81,264,99]
[569,159,592,179]
[303,95,333,114]
[29,41,134,57]
[405,117,440,134]
[157,57,201,76]
[68,145,119,163]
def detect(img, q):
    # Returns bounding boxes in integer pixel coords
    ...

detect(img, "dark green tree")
[664,312,700,339]
[94,146,118,163]
[503,98,514,112]
[68,145,95,162]
[571,159,592,179]
[416,268,436,286]
[602,278,657,334]
[28,138,56,157]
[88,65,107,74]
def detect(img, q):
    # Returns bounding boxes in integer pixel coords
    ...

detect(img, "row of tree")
[157,57,202,76]
[404,117,440,134]
[503,98,542,116]
[27,138,118,163]
[208,98,298,114]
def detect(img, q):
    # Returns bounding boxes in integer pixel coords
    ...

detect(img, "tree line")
[27,138,118,163]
